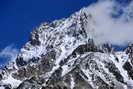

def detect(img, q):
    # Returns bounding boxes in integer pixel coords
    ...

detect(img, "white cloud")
[85,0,133,46]
[0,44,19,62]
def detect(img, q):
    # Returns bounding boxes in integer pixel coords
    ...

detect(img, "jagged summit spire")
[15,7,95,67]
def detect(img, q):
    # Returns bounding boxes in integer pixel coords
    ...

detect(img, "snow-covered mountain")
[0,5,133,89]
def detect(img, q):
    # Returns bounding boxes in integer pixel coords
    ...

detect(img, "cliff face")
[0,6,133,89]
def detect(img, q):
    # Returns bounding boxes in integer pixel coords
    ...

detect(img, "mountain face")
[0,7,133,89]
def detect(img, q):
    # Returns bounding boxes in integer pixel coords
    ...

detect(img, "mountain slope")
[0,5,133,89]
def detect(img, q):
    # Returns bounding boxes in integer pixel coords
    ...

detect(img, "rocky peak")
[15,8,94,67]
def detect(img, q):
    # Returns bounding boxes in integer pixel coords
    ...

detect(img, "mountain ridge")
[0,5,133,89]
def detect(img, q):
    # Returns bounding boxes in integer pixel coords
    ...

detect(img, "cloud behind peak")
[85,0,133,46]
[0,44,19,65]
